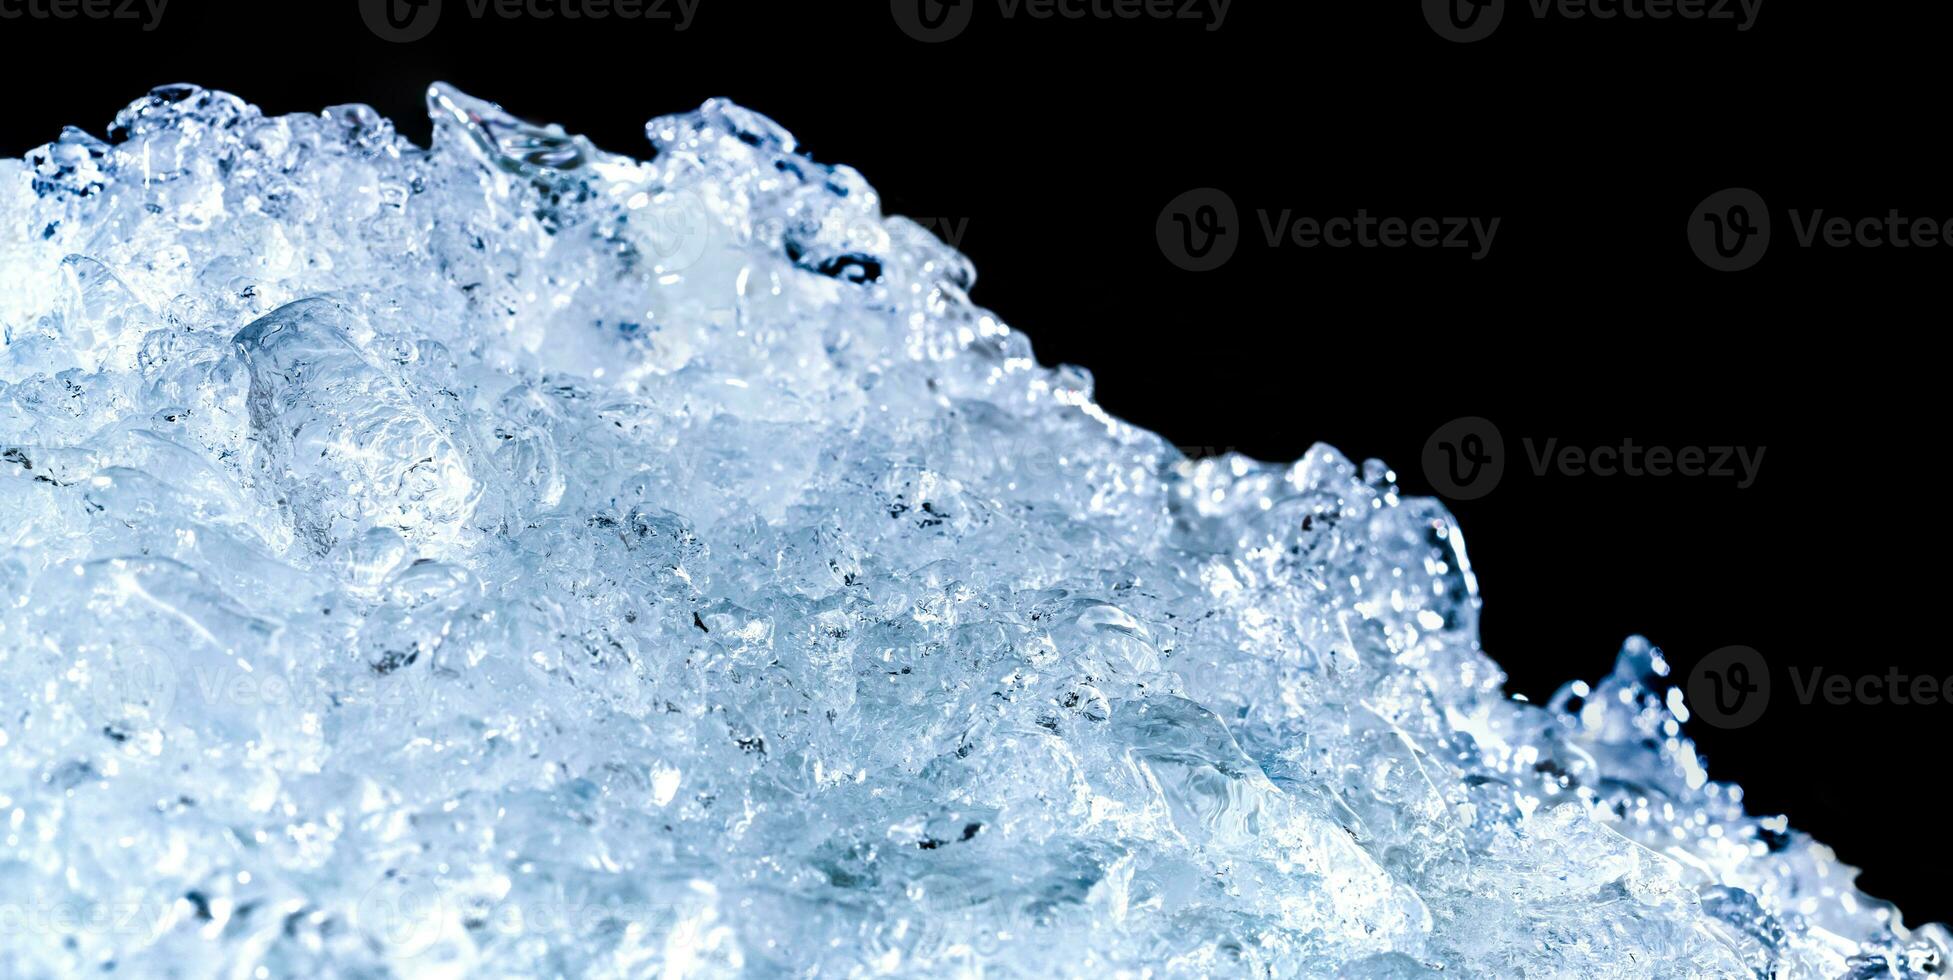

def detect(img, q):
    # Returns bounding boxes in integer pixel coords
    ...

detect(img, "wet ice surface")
[0,85,1938,978]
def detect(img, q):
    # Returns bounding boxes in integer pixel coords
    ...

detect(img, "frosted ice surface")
[0,84,1939,978]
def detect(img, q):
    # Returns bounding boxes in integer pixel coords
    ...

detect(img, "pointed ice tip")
[681,98,797,155]
[1613,635,1669,682]
[424,82,610,181]
[426,81,492,126]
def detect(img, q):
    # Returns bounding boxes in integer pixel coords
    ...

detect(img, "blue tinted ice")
[0,85,1940,977]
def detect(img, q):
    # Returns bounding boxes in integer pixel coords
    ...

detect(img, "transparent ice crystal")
[0,84,1938,978]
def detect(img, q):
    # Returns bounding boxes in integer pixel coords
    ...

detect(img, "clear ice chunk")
[233,298,484,554]
[0,84,1939,978]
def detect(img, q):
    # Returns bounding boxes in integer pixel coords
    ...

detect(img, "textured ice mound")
[0,85,1938,978]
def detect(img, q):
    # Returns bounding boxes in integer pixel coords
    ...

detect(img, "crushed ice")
[0,84,1939,977]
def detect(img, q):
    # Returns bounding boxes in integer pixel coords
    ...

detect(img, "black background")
[4,0,1943,925]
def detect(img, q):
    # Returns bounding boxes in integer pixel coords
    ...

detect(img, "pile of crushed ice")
[0,85,1938,977]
